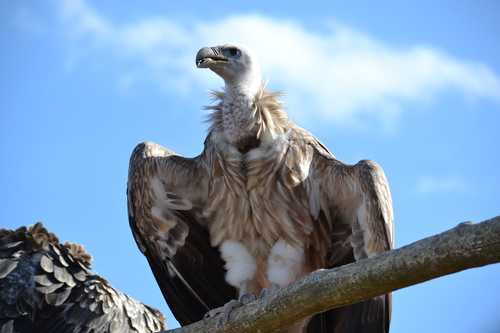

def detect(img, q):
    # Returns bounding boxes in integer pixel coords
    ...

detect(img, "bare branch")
[162,216,500,333]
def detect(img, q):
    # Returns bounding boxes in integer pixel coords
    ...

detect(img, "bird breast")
[203,130,316,260]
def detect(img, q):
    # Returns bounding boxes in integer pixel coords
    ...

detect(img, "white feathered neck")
[205,86,290,152]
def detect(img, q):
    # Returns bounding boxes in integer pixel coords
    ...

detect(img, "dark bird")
[0,222,165,333]
[127,43,394,332]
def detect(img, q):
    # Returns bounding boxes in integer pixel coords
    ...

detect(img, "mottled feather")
[127,142,237,325]
[0,222,165,333]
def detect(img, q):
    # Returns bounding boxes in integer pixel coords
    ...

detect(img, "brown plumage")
[127,43,394,332]
[0,222,165,333]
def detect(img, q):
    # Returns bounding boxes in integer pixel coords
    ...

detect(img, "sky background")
[1,0,499,332]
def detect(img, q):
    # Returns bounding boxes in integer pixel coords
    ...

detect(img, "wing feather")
[312,153,394,261]
[127,141,236,325]
[307,144,394,333]
[0,223,165,333]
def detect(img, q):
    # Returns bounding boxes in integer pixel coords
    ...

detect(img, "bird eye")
[228,48,240,57]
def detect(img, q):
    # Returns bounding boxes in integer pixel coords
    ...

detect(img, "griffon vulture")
[0,222,165,333]
[127,43,394,332]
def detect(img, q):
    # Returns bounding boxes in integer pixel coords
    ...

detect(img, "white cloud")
[52,0,500,128]
[416,175,470,195]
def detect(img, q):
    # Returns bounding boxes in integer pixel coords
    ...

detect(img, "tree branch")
[161,216,500,333]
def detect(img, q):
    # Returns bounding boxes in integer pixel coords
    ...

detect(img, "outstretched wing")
[0,223,165,333]
[309,147,394,333]
[127,141,236,326]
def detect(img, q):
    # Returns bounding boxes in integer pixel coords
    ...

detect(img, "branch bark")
[161,216,500,333]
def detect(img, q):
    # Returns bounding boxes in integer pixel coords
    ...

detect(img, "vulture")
[127,43,394,332]
[0,222,165,333]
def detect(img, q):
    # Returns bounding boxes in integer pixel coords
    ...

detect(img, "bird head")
[196,43,262,96]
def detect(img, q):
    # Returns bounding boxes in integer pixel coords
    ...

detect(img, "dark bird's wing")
[308,144,394,333]
[0,222,165,333]
[127,141,236,326]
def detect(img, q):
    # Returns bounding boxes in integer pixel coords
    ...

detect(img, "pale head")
[196,43,262,96]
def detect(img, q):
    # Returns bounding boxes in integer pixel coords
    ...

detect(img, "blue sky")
[1,1,499,332]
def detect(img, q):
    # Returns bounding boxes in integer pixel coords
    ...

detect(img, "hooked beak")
[196,46,229,69]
